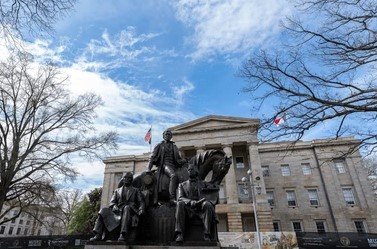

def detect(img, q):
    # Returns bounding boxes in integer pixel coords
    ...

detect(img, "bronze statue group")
[90,130,232,244]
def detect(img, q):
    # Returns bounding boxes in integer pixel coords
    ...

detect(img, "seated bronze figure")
[175,164,217,242]
[90,172,145,242]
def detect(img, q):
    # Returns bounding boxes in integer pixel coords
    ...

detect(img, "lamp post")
[242,169,261,249]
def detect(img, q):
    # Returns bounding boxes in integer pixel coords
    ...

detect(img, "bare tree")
[0,0,76,42]
[0,53,117,225]
[363,156,377,198]
[240,0,377,155]
[34,188,83,234]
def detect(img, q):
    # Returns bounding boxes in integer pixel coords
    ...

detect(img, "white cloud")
[172,78,195,105]
[173,0,292,60]
[76,27,177,73]
[0,32,196,191]
[63,67,196,148]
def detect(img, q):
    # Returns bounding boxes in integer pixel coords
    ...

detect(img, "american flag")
[144,127,152,144]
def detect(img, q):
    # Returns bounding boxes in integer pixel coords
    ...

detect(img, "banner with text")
[219,232,298,249]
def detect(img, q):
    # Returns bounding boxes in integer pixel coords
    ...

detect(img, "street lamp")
[242,169,261,249]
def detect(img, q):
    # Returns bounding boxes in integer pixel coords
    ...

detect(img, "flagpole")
[150,125,152,153]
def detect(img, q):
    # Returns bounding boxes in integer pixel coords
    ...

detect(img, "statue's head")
[187,164,199,179]
[163,129,173,142]
[122,172,133,187]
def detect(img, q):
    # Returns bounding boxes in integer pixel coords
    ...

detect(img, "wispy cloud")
[0,29,196,190]
[173,0,292,60]
[75,27,177,72]
[172,78,195,105]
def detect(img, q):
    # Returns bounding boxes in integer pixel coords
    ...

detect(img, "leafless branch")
[240,0,377,157]
[0,53,117,222]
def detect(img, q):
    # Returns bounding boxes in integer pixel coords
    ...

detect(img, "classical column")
[179,149,186,159]
[195,146,205,155]
[248,142,274,231]
[222,144,238,204]
[100,172,112,208]
[223,144,244,232]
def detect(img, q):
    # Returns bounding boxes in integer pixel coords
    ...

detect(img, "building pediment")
[169,115,259,134]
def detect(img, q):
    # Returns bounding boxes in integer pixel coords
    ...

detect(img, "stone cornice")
[221,143,233,148]
[103,153,150,164]
[258,137,361,153]
[171,123,259,135]
[169,115,260,134]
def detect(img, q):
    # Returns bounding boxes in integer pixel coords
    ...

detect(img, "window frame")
[0,225,5,234]
[342,187,356,205]
[302,163,312,175]
[354,220,367,234]
[308,189,320,206]
[281,164,291,176]
[286,190,297,207]
[334,159,347,174]
[292,220,303,232]
[266,190,275,206]
[262,165,270,177]
[315,220,327,234]
[273,220,281,232]
[235,156,245,169]
[237,183,250,203]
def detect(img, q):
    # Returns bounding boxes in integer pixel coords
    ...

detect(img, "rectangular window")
[26,220,30,226]
[23,228,28,235]
[315,221,326,234]
[281,165,291,176]
[262,165,270,177]
[267,191,275,206]
[342,187,356,205]
[16,227,21,235]
[273,221,280,232]
[235,157,245,169]
[302,163,312,175]
[11,219,16,223]
[334,159,346,173]
[8,226,14,235]
[238,183,250,203]
[308,189,319,206]
[0,226,5,234]
[354,220,367,234]
[286,190,297,207]
[19,219,23,225]
[292,221,303,232]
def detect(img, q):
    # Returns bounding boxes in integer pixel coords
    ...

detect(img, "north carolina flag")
[144,128,152,144]
[274,113,286,126]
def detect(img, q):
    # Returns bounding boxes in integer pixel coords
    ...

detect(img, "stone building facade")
[0,205,65,237]
[100,115,377,234]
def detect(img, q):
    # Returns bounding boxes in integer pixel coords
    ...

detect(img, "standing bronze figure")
[147,130,186,203]
[90,172,145,242]
[175,164,217,242]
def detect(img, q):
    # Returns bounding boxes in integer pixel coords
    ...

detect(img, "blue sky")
[3,0,303,191]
